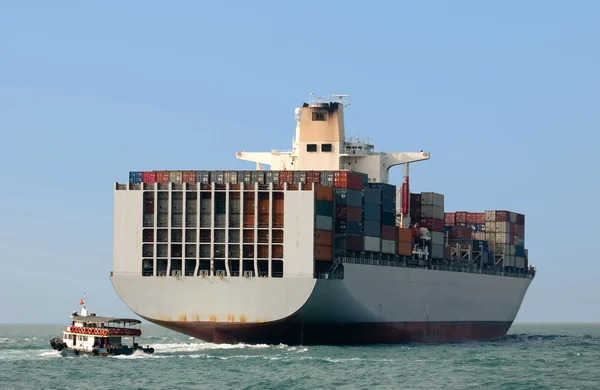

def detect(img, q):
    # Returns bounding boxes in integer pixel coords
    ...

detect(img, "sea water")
[1,323,599,389]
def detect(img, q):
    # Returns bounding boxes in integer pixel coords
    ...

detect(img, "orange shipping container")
[272,245,284,258]
[315,245,332,261]
[315,230,333,246]
[258,199,269,213]
[315,185,333,202]
[243,214,254,228]
[272,214,284,228]
[273,199,284,214]
[398,227,412,243]
[397,241,412,256]
[156,171,170,184]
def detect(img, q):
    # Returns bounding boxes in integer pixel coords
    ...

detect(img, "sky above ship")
[0,1,598,323]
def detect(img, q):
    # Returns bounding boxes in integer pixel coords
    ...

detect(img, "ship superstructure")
[110,94,535,345]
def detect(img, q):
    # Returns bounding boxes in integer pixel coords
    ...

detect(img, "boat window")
[312,111,327,121]
[142,259,154,277]
[306,144,317,152]
[321,144,332,152]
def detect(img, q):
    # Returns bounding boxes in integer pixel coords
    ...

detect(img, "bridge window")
[306,144,317,152]
[321,143,332,152]
[312,111,327,121]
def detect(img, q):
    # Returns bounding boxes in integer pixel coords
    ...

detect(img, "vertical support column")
[254,182,258,277]
[268,181,273,278]
[210,182,215,276]
[224,182,230,276]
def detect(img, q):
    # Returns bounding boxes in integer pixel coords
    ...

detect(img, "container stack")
[315,185,334,261]
[484,210,526,268]
[332,171,364,254]
[419,192,444,259]
[372,183,397,255]
[362,186,382,253]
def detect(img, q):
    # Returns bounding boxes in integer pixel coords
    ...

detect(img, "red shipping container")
[142,171,156,183]
[156,171,170,184]
[382,225,396,240]
[445,212,456,225]
[333,171,362,191]
[421,218,445,232]
[279,171,293,184]
[411,227,422,239]
[336,205,362,221]
[516,213,525,225]
[450,226,473,240]
[495,210,508,222]
[182,171,196,184]
[476,212,486,223]
[514,224,524,237]
[306,171,321,183]
[455,212,468,223]
[466,213,478,223]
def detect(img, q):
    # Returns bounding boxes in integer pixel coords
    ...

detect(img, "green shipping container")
[315,200,333,217]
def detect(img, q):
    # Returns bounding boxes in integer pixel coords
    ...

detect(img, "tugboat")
[50,297,154,357]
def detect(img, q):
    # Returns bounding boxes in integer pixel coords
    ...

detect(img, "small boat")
[49,297,154,357]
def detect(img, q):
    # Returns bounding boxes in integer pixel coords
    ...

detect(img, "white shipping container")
[515,256,525,268]
[495,232,510,244]
[473,232,486,240]
[485,210,496,222]
[485,222,496,232]
[169,171,183,184]
[431,244,444,259]
[494,244,510,254]
[363,236,381,252]
[504,255,515,267]
[494,222,510,232]
[430,231,444,246]
[315,215,333,231]
[421,205,444,220]
[486,232,496,245]
[381,239,396,254]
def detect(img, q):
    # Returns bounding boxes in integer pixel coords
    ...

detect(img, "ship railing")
[314,272,344,280]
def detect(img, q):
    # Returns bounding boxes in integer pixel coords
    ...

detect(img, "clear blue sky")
[0,1,598,324]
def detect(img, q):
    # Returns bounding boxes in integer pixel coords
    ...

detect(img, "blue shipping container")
[444,226,452,233]
[515,245,525,257]
[129,171,142,184]
[381,211,396,226]
[363,187,382,205]
[335,220,362,235]
[363,220,381,237]
[382,197,396,212]
[334,188,362,208]
[472,240,489,252]
[363,203,381,222]
[368,183,396,199]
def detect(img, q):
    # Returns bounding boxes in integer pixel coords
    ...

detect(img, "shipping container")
[333,171,363,191]
[398,227,412,243]
[410,193,421,207]
[211,171,226,184]
[363,220,381,237]
[305,171,321,184]
[381,211,396,227]
[493,222,510,233]
[315,245,332,261]
[315,200,333,217]
[182,171,196,184]
[316,215,333,231]
[410,207,421,220]
[368,182,396,199]
[156,171,170,184]
[381,197,395,212]
[223,171,237,184]
[363,203,381,222]
[421,205,444,220]
[315,184,333,202]
[381,239,396,254]
[196,171,210,184]
[279,171,293,184]
[515,256,525,269]
[353,171,369,186]
[430,231,444,246]
[516,213,525,226]
[363,187,382,205]
[495,232,510,244]
[515,245,525,257]
[466,213,478,224]
[509,211,517,224]
[449,225,473,239]
[335,220,362,235]
[421,192,444,207]
[514,224,525,237]
[363,236,381,252]
[334,188,362,207]
[265,171,279,184]
[473,232,486,240]
[430,244,444,259]
[319,171,334,186]
[455,211,468,224]
[472,239,489,252]
[421,218,444,232]
[382,225,396,240]
[334,235,363,252]
[445,212,456,225]
[495,210,508,222]
[335,205,362,221]
[129,171,143,184]
[315,230,333,246]
[142,171,156,184]
[293,171,306,184]
[514,236,525,246]
[397,241,412,256]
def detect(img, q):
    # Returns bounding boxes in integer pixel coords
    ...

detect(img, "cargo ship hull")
[111,262,531,345]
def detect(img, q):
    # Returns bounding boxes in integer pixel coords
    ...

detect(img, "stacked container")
[420,192,444,259]
[362,186,382,253]
[369,183,397,255]
[315,185,334,261]
[333,186,363,253]
[397,227,412,256]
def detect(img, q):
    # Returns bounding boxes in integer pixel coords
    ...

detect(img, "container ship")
[110,94,536,345]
